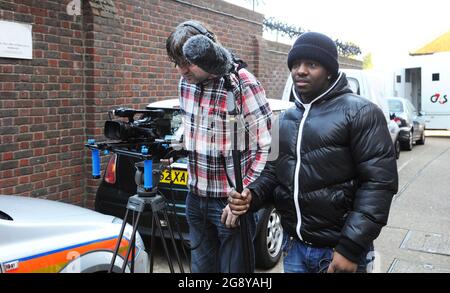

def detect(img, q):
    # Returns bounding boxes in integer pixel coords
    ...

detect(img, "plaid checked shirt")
[179,68,272,198]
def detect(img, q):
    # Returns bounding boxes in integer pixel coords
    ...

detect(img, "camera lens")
[105,120,127,140]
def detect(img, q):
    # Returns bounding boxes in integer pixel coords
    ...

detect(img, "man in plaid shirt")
[166,20,272,273]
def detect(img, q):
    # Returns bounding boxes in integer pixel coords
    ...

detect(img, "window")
[388,99,404,113]
[396,75,401,83]
[347,77,360,95]
[432,73,440,81]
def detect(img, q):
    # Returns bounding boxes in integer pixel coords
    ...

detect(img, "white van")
[394,52,450,129]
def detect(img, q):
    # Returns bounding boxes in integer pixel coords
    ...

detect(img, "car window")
[0,210,13,220]
[347,77,360,95]
[388,99,404,113]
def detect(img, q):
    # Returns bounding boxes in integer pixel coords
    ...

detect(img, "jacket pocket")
[330,189,352,224]
[331,189,351,211]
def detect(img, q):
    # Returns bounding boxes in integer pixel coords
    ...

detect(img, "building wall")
[255,38,292,99]
[1,1,87,204]
[0,0,361,207]
[0,0,264,207]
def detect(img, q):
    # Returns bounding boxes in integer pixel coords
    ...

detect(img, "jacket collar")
[293,72,351,109]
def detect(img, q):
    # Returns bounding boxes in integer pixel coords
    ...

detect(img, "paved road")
[374,132,450,273]
[151,132,450,273]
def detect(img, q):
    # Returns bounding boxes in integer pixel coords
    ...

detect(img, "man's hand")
[227,188,252,216]
[220,204,239,228]
[327,251,358,273]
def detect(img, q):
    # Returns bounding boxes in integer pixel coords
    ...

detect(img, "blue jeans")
[186,192,256,273]
[282,232,375,273]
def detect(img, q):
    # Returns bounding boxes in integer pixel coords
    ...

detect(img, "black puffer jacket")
[249,72,398,262]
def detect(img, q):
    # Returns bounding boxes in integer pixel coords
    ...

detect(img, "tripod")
[108,173,185,273]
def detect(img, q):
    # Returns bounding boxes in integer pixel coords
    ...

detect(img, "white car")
[0,195,149,273]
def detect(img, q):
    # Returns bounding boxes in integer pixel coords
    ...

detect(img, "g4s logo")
[430,93,448,104]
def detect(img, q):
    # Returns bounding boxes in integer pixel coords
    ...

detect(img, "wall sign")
[0,20,33,60]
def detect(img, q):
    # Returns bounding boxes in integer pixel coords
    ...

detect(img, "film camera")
[104,107,172,142]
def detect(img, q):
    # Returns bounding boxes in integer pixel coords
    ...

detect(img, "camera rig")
[85,106,186,273]
[85,106,183,183]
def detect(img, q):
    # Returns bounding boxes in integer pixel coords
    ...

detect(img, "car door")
[407,100,422,139]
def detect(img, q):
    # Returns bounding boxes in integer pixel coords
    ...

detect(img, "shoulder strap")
[231,52,248,71]
[223,54,247,116]
[223,75,241,115]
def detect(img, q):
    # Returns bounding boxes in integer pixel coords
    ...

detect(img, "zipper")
[293,103,310,240]
[291,72,343,241]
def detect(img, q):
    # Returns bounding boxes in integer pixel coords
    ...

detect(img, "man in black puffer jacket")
[228,32,398,273]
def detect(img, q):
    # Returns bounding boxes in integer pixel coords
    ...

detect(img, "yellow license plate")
[160,169,188,185]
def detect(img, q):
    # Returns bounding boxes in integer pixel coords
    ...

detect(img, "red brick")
[30,172,48,182]
[0,178,18,188]
[19,159,29,167]
[19,176,30,184]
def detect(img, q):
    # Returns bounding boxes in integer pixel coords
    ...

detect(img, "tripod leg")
[153,211,175,273]
[149,213,156,273]
[121,211,142,273]
[131,235,135,273]
[161,209,184,273]
[109,208,129,273]
[131,211,136,273]
[171,216,191,272]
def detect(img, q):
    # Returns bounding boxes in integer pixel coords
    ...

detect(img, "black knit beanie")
[287,32,339,78]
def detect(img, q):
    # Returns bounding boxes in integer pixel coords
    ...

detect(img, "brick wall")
[0,0,361,207]
[0,1,86,204]
[0,0,264,207]
[255,38,292,99]
[338,56,363,70]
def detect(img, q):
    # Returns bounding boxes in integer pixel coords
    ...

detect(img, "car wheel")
[401,130,413,151]
[416,131,425,145]
[394,139,401,160]
[255,206,283,269]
